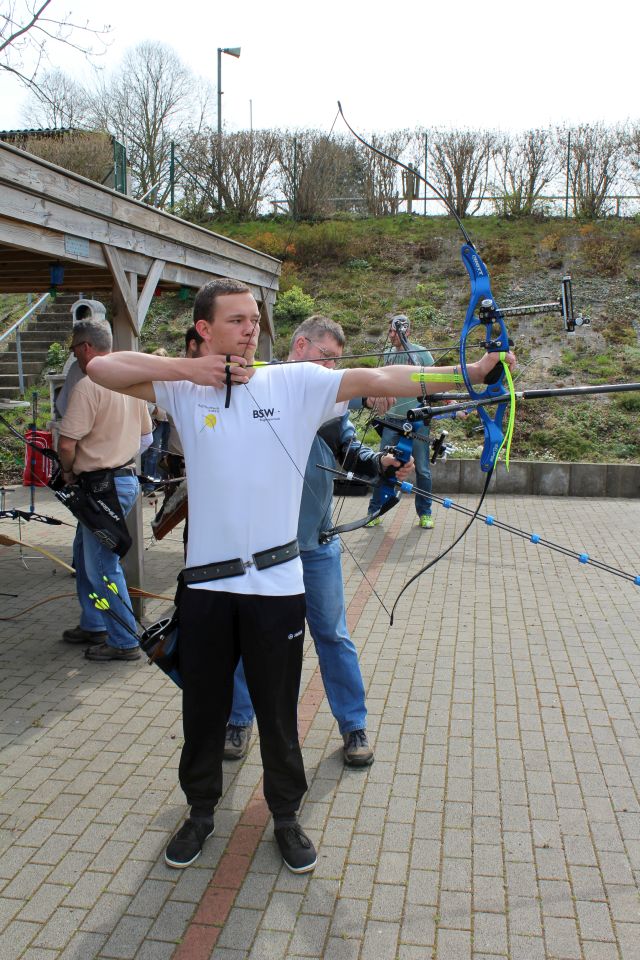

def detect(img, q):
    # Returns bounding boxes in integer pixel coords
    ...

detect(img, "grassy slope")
[144,215,640,465]
[1,216,638,482]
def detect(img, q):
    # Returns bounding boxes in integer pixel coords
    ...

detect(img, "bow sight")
[480,276,589,333]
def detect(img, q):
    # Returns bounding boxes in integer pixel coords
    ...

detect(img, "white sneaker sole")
[282,853,317,874]
[164,827,214,869]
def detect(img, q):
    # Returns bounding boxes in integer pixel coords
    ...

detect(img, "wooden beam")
[1,141,280,274]
[0,184,280,291]
[102,245,137,334]
[137,259,166,332]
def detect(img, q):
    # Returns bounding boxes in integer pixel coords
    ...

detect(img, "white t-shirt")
[154,363,344,596]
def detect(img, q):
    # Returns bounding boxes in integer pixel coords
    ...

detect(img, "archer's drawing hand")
[366,396,396,414]
[188,355,251,388]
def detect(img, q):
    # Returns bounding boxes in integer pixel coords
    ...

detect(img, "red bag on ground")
[23,430,53,486]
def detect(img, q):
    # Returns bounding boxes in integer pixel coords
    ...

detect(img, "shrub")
[413,237,443,261]
[292,223,354,265]
[614,393,640,413]
[46,342,66,370]
[482,239,511,266]
[345,258,371,271]
[273,285,315,324]
[579,226,626,277]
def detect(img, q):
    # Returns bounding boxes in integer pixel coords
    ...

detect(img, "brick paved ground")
[1,485,639,959]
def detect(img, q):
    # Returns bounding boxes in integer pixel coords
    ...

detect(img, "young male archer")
[87,278,515,875]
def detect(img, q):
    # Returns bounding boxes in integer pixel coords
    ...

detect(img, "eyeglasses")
[304,337,337,360]
[70,341,89,352]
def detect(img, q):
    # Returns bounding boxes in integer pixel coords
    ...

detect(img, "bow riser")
[459,244,510,472]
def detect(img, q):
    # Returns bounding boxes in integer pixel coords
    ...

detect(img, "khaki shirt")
[60,377,152,474]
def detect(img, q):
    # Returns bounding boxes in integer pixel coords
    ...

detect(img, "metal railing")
[0,293,50,395]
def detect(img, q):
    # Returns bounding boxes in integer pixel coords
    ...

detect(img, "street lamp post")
[216,46,241,214]
[217,46,241,139]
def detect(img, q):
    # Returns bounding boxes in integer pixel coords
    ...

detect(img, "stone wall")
[431,460,640,498]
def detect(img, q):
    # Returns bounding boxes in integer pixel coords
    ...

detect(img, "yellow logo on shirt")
[203,413,217,429]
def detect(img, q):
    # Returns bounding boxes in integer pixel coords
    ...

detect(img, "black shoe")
[62,625,107,645]
[165,817,214,869]
[274,821,317,874]
[84,642,141,662]
[223,722,253,760]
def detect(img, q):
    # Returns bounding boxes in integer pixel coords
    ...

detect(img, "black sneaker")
[274,822,317,874]
[223,723,253,760]
[342,729,374,767]
[165,817,214,869]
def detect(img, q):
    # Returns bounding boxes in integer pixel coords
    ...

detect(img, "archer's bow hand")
[380,453,414,481]
[188,355,252,389]
[469,350,517,385]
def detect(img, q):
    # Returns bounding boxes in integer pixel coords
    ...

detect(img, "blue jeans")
[73,475,140,650]
[229,537,367,735]
[368,421,432,516]
[142,420,170,489]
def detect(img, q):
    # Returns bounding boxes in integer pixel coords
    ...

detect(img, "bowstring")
[235,106,395,617]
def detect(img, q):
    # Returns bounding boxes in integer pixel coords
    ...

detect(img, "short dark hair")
[193,278,253,324]
[184,325,204,353]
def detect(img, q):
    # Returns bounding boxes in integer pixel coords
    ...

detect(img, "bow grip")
[484,362,503,386]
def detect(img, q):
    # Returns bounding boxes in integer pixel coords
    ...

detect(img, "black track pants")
[177,588,308,818]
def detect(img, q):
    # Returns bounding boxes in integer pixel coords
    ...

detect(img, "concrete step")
[29,321,72,332]
[12,333,69,346]
[0,373,39,389]
[0,361,44,374]
[0,340,59,358]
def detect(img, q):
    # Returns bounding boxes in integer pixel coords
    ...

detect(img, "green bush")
[273,285,316,324]
[614,393,640,413]
[46,342,66,370]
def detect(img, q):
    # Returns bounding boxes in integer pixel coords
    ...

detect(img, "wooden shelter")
[0,139,281,604]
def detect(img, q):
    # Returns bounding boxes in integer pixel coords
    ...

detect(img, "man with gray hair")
[58,319,152,661]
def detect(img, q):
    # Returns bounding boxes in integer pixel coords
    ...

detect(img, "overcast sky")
[2,0,638,134]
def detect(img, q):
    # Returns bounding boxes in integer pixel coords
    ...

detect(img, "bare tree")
[180,128,278,220]
[0,0,109,94]
[560,123,625,218]
[87,41,197,203]
[21,67,89,127]
[275,131,361,219]
[429,129,495,217]
[622,121,640,192]
[492,129,561,216]
[357,130,410,216]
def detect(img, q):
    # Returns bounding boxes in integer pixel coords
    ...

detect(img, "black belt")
[79,463,136,481]
[182,539,299,585]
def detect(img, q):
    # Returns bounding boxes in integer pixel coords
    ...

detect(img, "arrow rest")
[430,431,455,464]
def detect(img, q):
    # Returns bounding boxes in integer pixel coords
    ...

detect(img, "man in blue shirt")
[367,315,435,529]
[225,315,413,766]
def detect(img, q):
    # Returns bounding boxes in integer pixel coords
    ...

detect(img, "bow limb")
[0,532,76,573]
[319,491,400,542]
